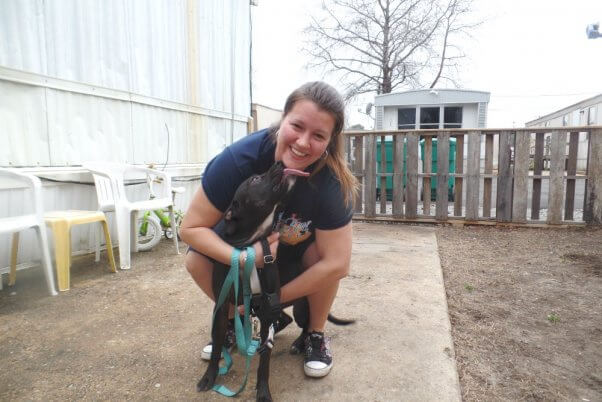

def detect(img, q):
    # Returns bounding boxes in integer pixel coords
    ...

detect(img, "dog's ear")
[224,201,239,236]
[225,200,239,221]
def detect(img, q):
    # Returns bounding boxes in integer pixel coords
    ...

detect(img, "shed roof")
[375,88,490,106]
[525,93,602,126]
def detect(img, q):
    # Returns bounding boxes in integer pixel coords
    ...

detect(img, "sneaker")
[201,321,236,361]
[303,331,333,378]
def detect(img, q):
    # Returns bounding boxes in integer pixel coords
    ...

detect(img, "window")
[444,107,462,128]
[420,107,439,129]
[397,108,416,129]
[588,106,597,125]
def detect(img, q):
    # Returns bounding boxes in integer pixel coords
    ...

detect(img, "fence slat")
[512,131,530,223]
[564,132,579,220]
[531,132,545,219]
[392,134,405,218]
[454,134,464,216]
[352,136,363,214]
[379,135,387,213]
[496,131,513,222]
[465,132,480,220]
[548,131,566,224]
[423,137,432,215]
[483,134,494,217]
[436,132,449,220]
[364,135,376,217]
[405,134,419,218]
[584,129,602,223]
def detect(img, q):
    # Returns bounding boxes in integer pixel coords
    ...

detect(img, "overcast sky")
[251,0,602,129]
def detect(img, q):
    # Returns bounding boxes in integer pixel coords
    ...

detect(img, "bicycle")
[137,174,186,252]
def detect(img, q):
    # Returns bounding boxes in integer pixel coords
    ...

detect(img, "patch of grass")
[464,283,475,292]
[547,312,560,324]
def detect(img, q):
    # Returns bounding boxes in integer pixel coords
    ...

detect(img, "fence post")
[364,134,377,218]
[405,133,419,218]
[548,130,567,224]
[585,129,602,224]
[392,134,405,218]
[512,130,530,223]
[496,131,513,222]
[465,131,481,220]
[436,132,449,221]
[352,136,364,214]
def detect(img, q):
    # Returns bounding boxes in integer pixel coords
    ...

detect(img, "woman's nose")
[296,132,310,148]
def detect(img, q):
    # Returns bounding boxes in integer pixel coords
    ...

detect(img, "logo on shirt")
[275,212,312,246]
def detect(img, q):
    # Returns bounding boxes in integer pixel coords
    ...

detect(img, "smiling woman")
[180,81,358,380]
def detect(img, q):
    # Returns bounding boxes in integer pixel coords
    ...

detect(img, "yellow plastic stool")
[37,210,117,291]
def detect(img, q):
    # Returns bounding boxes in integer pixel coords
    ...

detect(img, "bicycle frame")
[139,209,171,236]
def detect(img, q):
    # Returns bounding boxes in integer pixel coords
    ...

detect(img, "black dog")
[196,161,302,401]
[196,161,354,401]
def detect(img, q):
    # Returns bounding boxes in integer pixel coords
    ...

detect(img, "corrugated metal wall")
[0,0,252,274]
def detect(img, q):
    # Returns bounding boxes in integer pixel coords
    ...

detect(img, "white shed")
[374,89,490,130]
[525,94,601,171]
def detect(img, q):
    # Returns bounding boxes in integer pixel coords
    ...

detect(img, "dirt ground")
[437,225,602,401]
[1,223,601,401]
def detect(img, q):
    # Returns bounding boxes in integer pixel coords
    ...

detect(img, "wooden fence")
[344,126,602,226]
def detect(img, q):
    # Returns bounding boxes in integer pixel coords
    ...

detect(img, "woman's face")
[275,100,335,171]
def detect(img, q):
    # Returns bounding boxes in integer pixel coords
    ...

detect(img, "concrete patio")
[0,222,460,401]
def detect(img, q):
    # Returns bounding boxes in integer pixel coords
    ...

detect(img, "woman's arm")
[179,185,278,267]
[280,221,352,304]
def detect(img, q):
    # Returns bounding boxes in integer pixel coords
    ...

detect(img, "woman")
[180,81,357,378]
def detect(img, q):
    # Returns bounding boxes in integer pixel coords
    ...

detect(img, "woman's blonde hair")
[272,81,358,206]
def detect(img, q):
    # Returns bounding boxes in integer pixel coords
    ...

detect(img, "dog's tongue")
[283,168,310,177]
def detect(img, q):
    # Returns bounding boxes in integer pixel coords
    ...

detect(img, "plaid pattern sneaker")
[303,331,333,377]
[201,320,236,361]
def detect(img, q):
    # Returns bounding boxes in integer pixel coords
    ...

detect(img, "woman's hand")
[238,231,280,268]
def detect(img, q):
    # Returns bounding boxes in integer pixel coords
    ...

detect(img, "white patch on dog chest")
[248,205,278,244]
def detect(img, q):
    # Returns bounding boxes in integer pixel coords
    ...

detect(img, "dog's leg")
[290,298,310,354]
[197,290,230,392]
[256,319,273,402]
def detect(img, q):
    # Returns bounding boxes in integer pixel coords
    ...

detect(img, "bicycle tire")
[137,215,162,251]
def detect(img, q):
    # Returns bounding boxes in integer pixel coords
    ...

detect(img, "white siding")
[0,0,251,274]
[0,0,251,168]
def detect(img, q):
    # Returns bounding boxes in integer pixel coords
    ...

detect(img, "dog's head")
[223,161,306,247]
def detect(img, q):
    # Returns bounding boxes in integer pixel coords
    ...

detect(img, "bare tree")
[304,0,480,100]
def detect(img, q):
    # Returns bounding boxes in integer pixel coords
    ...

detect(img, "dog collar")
[260,238,275,267]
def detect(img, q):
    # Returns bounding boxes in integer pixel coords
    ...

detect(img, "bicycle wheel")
[137,215,162,251]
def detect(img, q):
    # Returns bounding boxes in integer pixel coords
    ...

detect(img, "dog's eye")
[251,175,261,183]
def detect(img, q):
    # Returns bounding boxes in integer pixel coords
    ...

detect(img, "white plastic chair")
[83,163,180,270]
[0,168,58,295]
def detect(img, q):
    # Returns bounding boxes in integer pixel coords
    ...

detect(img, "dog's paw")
[196,371,217,392]
[256,387,273,402]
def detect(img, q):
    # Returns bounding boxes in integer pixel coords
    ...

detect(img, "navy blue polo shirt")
[202,129,353,261]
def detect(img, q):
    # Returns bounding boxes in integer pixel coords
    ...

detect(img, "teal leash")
[212,246,260,397]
